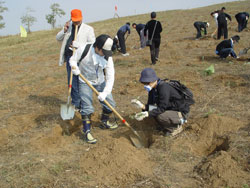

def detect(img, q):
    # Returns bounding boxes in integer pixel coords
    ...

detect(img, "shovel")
[78,73,146,148]
[60,25,78,120]
[239,47,250,57]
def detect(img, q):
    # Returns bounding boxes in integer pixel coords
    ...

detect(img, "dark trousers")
[117,30,126,54]
[218,48,237,58]
[149,38,161,64]
[155,111,187,130]
[236,16,247,32]
[194,24,202,38]
[217,22,228,39]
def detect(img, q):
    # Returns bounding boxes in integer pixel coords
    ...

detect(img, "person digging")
[131,68,192,136]
[70,34,118,144]
[215,35,240,59]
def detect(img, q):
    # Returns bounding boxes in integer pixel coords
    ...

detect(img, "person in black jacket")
[217,8,232,39]
[132,23,146,49]
[144,12,163,65]
[235,12,249,32]
[131,68,191,136]
[193,21,210,39]
[215,35,240,59]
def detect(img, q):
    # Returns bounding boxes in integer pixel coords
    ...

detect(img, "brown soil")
[0,1,250,188]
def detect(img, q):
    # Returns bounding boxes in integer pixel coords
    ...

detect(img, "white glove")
[131,99,144,109]
[72,67,80,75]
[72,41,80,49]
[134,111,149,121]
[98,92,108,101]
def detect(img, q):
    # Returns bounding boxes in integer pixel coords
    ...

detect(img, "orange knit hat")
[71,9,82,22]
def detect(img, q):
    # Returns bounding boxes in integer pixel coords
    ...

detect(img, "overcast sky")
[0,0,238,36]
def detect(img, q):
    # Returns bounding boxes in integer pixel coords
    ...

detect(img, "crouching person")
[215,35,240,59]
[131,68,194,136]
[70,34,118,144]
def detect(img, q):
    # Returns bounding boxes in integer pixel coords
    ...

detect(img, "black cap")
[139,68,158,83]
[94,34,113,60]
[232,35,240,43]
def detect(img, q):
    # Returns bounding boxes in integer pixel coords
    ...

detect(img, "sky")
[0,0,238,36]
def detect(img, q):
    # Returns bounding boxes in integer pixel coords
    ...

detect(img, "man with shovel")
[117,22,131,56]
[56,9,95,111]
[70,34,117,144]
[193,21,209,39]
[131,68,192,136]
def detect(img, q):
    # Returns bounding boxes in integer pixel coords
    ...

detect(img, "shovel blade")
[129,130,149,148]
[60,104,75,120]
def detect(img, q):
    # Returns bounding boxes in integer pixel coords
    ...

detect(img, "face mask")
[144,85,152,92]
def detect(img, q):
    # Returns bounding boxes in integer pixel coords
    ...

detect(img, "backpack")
[163,79,195,106]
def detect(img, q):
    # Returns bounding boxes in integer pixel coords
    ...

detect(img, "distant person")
[144,12,163,65]
[131,68,193,136]
[193,21,209,39]
[217,7,232,39]
[210,11,219,38]
[111,35,120,52]
[117,22,131,56]
[215,35,240,59]
[70,34,118,144]
[56,9,95,111]
[132,23,146,49]
[235,12,249,32]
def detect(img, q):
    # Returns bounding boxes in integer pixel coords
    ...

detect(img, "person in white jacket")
[56,9,95,110]
[70,34,117,144]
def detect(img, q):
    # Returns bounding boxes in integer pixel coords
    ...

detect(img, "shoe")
[155,57,159,61]
[164,125,183,137]
[170,125,183,136]
[85,132,97,144]
[122,53,129,56]
[99,120,118,129]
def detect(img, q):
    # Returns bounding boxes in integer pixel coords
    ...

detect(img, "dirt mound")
[195,151,250,188]
[171,114,244,156]
[79,136,154,187]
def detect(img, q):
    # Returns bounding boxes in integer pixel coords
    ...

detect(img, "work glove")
[98,92,108,101]
[131,99,144,109]
[72,67,80,75]
[134,111,149,121]
[72,41,80,49]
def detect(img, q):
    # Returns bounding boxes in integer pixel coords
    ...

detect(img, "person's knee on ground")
[82,114,97,144]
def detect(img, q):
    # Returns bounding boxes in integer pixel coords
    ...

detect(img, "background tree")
[0,1,8,29]
[20,7,37,33]
[46,3,65,29]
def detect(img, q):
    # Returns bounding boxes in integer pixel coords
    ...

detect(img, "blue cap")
[139,68,158,83]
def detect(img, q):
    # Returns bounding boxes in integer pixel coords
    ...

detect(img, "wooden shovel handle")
[78,74,134,131]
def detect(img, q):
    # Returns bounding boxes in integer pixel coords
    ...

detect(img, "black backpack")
[163,79,195,106]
